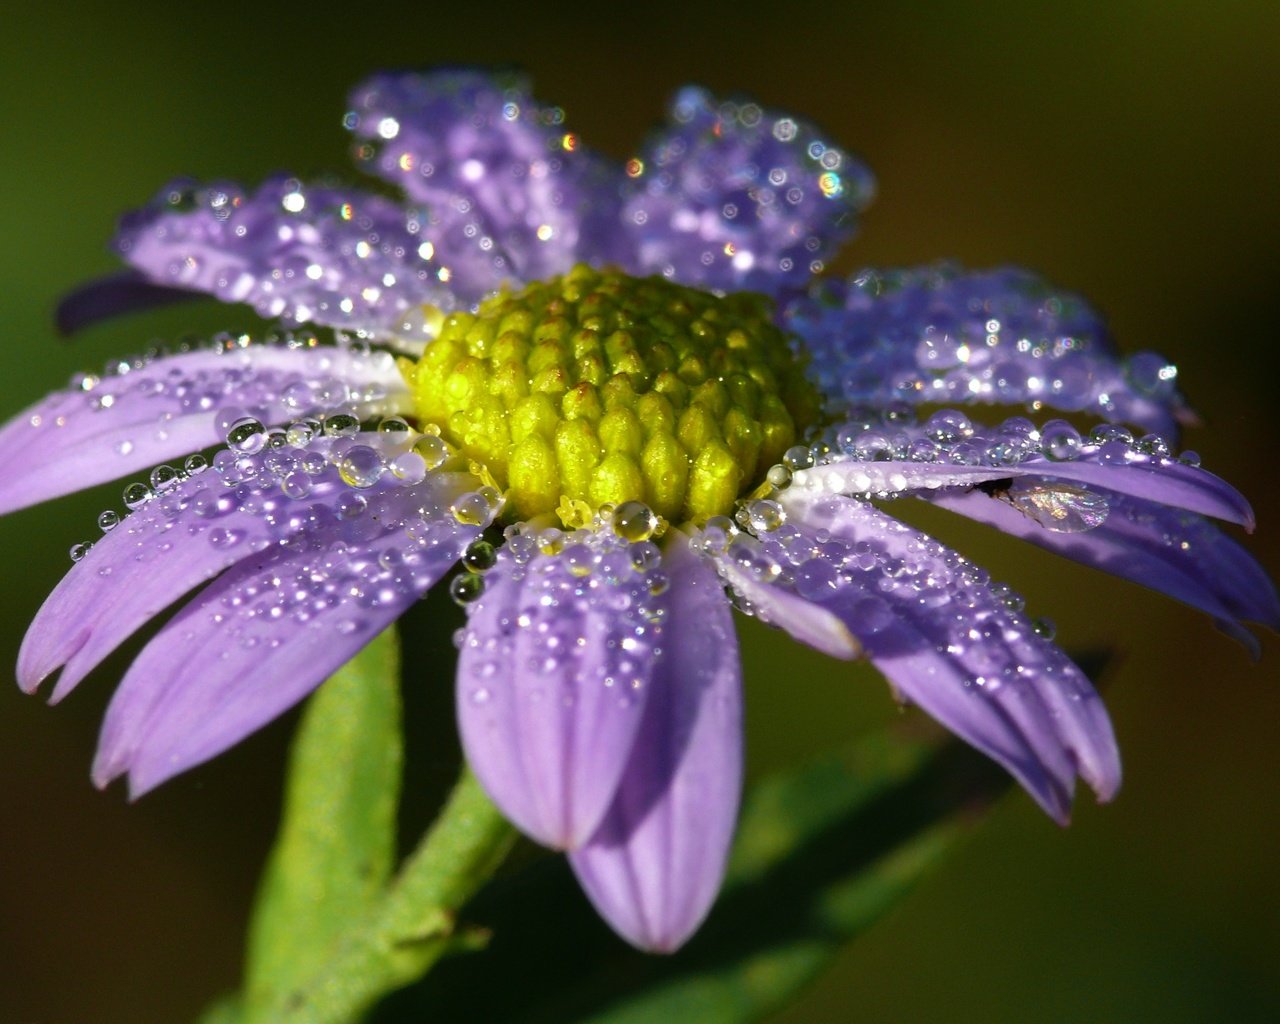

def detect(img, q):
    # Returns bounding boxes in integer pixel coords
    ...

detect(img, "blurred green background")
[2,1,1277,1021]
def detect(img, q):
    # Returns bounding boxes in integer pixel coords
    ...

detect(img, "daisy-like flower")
[7,70,1276,954]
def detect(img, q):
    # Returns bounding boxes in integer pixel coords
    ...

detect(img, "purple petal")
[784,265,1187,434]
[346,70,630,283]
[569,535,743,953]
[739,492,1122,821]
[795,455,1253,529]
[928,487,1280,654]
[794,415,1254,528]
[0,340,409,515]
[90,472,480,795]
[114,177,474,335]
[712,549,860,661]
[621,86,874,297]
[456,528,668,849]
[56,270,203,336]
[18,432,454,701]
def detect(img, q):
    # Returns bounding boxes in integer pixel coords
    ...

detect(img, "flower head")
[7,70,1276,953]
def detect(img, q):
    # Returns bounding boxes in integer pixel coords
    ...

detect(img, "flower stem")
[252,768,515,1024]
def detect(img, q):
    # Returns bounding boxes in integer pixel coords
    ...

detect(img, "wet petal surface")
[785,266,1186,434]
[929,487,1280,655]
[91,463,483,795]
[456,526,669,849]
[569,536,743,952]
[622,87,874,296]
[18,433,464,701]
[114,177,464,336]
[792,412,1254,528]
[347,70,629,284]
[715,492,1120,822]
[0,339,409,515]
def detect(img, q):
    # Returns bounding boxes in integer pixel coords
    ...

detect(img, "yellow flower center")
[403,265,818,525]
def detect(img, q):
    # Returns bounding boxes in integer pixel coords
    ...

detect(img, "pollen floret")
[404,264,819,523]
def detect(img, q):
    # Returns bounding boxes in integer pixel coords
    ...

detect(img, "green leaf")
[384,732,1009,1024]
[195,993,242,1024]
[241,626,404,1018]
[568,735,1006,1024]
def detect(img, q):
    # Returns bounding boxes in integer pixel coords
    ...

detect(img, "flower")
[6,69,1276,953]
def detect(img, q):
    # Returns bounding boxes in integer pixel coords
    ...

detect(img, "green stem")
[257,769,515,1024]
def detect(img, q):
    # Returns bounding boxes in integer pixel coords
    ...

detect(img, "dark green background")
[2,2,1277,1021]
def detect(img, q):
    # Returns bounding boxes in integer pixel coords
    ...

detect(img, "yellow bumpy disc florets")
[403,264,819,524]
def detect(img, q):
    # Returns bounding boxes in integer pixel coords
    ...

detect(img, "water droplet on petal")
[450,573,485,605]
[612,500,658,542]
[226,417,267,453]
[337,444,386,488]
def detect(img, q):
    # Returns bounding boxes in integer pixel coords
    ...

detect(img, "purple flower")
[6,70,1275,954]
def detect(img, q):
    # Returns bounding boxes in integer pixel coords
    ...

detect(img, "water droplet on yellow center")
[403,264,818,523]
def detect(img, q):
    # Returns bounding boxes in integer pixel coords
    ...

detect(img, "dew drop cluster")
[701,497,1090,705]
[65,409,502,651]
[116,177,464,337]
[785,264,1185,431]
[623,85,876,294]
[766,409,1202,533]
[453,517,670,712]
[29,329,403,479]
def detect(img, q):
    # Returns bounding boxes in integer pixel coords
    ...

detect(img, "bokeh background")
[2,2,1277,1021]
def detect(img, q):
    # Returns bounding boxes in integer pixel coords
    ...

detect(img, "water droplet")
[450,573,485,605]
[281,471,312,500]
[378,416,411,435]
[612,500,658,542]
[337,444,386,488]
[783,445,814,470]
[286,421,316,447]
[209,527,244,549]
[1040,421,1081,461]
[451,492,491,527]
[1032,617,1057,640]
[98,510,120,532]
[461,539,497,573]
[1006,480,1110,533]
[323,412,360,438]
[563,543,594,577]
[766,464,792,488]
[388,451,427,484]
[337,493,367,519]
[150,464,180,492]
[414,434,449,470]
[226,416,267,454]
[746,499,786,533]
[122,482,152,509]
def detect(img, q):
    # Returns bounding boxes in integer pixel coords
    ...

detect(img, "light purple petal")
[56,270,203,336]
[713,551,860,660]
[928,487,1280,654]
[784,265,1187,434]
[456,527,668,850]
[91,471,481,795]
[18,432,459,701]
[621,86,874,296]
[569,535,743,953]
[736,491,1122,821]
[795,414,1254,528]
[0,340,409,515]
[114,176,471,335]
[346,70,630,283]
